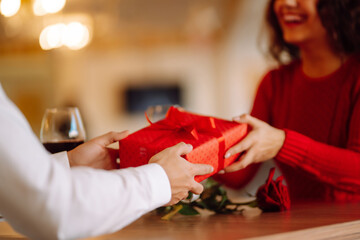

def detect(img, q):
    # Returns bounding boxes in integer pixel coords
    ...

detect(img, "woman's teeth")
[283,14,303,23]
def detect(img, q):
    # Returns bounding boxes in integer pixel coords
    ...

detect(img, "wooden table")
[1,202,360,240]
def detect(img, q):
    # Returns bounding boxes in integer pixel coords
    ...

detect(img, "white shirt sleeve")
[50,151,70,168]
[0,85,171,240]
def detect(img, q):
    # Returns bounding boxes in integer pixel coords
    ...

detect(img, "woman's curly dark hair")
[266,0,360,64]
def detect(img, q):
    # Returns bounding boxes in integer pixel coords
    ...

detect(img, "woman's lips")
[280,13,306,28]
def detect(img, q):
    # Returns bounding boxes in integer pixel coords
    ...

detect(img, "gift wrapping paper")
[119,107,248,182]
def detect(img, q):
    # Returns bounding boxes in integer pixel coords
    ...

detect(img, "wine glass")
[40,107,86,153]
[145,104,178,123]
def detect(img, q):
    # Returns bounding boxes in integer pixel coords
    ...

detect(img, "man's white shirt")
[0,84,171,240]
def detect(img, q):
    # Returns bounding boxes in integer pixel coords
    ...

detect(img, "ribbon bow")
[145,107,220,140]
[145,106,226,169]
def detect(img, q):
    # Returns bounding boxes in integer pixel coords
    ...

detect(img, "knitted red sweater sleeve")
[276,129,360,192]
[275,75,360,193]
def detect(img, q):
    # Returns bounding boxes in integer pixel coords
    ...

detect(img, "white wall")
[216,0,270,119]
[54,45,219,138]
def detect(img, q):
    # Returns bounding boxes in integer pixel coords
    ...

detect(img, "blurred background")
[0,0,273,139]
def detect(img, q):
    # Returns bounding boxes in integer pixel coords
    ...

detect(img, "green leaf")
[218,195,228,209]
[156,206,173,214]
[247,200,258,208]
[193,201,207,209]
[156,177,260,219]
[218,186,227,196]
[202,196,221,211]
[179,204,200,215]
[186,192,193,200]
[203,177,219,189]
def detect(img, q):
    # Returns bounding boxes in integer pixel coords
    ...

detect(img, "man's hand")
[68,131,129,169]
[149,142,214,206]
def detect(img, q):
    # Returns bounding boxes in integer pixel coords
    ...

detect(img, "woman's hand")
[67,131,129,170]
[223,114,285,172]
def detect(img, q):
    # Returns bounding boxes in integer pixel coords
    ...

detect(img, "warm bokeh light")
[42,0,66,14]
[33,0,66,16]
[0,0,21,17]
[39,22,90,50]
[39,23,66,50]
[33,0,47,16]
[63,22,90,50]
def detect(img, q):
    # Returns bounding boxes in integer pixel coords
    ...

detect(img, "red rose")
[256,167,290,212]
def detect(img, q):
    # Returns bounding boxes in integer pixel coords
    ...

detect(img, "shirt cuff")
[50,151,70,168]
[137,163,171,208]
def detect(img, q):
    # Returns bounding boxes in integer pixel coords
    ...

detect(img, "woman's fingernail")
[224,152,232,158]
[218,170,225,174]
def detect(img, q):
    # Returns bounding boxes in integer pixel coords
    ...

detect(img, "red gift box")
[119,107,248,182]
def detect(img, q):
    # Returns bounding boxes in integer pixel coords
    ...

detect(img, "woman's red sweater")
[220,56,360,202]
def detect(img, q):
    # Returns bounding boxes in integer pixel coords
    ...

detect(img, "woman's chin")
[283,35,304,46]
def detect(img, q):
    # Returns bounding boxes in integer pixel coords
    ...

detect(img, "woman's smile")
[280,11,307,28]
[274,0,327,47]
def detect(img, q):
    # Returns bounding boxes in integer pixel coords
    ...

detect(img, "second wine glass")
[145,104,179,123]
[40,107,86,153]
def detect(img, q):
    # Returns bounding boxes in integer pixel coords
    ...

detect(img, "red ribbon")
[146,107,219,139]
[145,107,226,169]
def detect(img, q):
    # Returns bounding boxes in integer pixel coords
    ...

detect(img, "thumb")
[191,163,214,176]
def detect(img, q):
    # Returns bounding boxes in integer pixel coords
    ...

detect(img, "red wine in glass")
[40,107,86,154]
[43,140,84,154]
